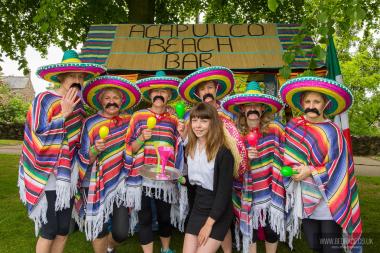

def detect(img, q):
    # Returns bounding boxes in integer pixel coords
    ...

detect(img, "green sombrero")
[36,50,106,84]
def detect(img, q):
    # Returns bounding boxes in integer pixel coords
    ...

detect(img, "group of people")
[18,49,362,253]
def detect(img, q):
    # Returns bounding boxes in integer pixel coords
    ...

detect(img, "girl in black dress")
[183,102,234,253]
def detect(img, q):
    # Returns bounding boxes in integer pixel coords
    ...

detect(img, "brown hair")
[237,108,274,136]
[186,102,226,161]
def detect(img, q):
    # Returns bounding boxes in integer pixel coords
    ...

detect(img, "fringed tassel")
[118,185,142,211]
[242,235,251,253]
[70,162,79,196]
[234,221,241,251]
[268,205,286,242]
[286,182,302,249]
[18,167,27,205]
[55,180,72,211]
[29,195,48,237]
[129,209,138,236]
[72,207,85,232]
[143,179,178,204]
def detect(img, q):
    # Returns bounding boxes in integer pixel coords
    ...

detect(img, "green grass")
[0,139,23,145]
[1,154,379,252]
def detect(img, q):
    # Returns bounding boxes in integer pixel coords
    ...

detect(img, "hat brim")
[178,66,234,104]
[36,63,106,83]
[136,77,180,102]
[83,75,141,111]
[279,77,353,116]
[222,93,284,114]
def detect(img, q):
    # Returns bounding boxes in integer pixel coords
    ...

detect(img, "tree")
[0,0,378,75]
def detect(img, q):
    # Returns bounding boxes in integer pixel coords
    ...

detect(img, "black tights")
[138,193,172,245]
[302,219,343,253]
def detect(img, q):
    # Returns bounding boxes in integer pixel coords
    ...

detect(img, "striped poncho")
[283,116,362,252]
[125,108,187,230]
[239,121,286,252]
[74,112,134,240]
[18,90,85,235]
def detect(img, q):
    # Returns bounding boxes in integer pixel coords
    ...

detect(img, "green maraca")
[175,101,186,120]
[280,166,299,177]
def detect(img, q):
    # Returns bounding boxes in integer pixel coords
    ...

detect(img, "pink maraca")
[246,131,259,147]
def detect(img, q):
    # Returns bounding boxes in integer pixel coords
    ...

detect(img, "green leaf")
[283,52,295,64]
[279,65,291,79]
[268,0,279,12]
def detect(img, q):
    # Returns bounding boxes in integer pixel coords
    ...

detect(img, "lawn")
[0,139,23,145]
[1,154,379,252]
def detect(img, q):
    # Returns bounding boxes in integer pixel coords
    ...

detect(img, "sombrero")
[222,81,283,114]
[36,50,106,84]
[178,66,234,104]
[279,76,353,116]
[82,75,141,111]
[136,71,180,102]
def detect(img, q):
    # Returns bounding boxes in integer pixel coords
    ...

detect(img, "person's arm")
[209,148,234,221]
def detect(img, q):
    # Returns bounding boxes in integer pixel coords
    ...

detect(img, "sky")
[1,45,81,95]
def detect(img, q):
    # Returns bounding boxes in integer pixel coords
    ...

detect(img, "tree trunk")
[127,0,155,23]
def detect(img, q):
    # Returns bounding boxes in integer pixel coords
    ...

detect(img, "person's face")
[100,90,122,116]
[191,117,211,139]
[197,81,217,103]
[242,103,265,121]
[60,72,85,91]
[302,92,327,120]
[149,88,171,106]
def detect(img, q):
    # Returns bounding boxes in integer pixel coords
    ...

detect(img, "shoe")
[160,248,175,253]
[106,248,116,253]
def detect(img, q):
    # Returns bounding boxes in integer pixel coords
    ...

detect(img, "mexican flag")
[326,36,353,155]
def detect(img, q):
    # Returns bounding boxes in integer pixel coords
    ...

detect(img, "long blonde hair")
[186,102,226,162]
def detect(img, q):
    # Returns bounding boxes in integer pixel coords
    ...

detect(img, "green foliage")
[0,82,30,124]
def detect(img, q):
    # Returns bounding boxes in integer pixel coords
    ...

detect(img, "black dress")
[185,146,234,241]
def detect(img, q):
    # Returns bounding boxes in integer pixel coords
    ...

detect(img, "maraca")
[175,102,186,120]
[147,116,157,129]
[246,131,259,147]
[99,126,109,139]
[280,166,299,177]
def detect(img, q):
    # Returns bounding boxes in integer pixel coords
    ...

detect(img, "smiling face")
[59,72,85,91]
[242,103,266,121]
[191,117,211,139]
[197,81,217,103]
[100,89,123,117]
[149,88,171,107]
[301,91,328,121]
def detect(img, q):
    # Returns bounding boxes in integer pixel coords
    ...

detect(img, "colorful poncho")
[18,90,85,235]
[125,108,187,230]
[74,112,134,240]
[239,121,286,252]
[283,116,362,252]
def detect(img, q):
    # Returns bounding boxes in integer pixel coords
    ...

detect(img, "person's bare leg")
[50,235,68,253]
[220,229,232,253]
[160,236,171,251]
[196,237,222,253]
[107,233,118,251]
[183,233,198,253]
[92,237,108,253]
[249,242,257,253]
[35,237,53,253]
[141,242,154,253]
[265,241,278,253]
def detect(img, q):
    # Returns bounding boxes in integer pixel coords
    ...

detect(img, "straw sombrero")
[136,71,180,102]
[36,50,106,84]
[222,81,283,114]
[178,66,234,104]
[82,75,141,111]
[279,76,353,116]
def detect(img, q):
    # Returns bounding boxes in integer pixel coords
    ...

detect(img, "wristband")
[90,145,99,156]
[136,137,145,145]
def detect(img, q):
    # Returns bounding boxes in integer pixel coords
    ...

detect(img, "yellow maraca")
[147,116,157,129]
[99,126,109,139]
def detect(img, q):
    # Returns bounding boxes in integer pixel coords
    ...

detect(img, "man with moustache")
[74,76,141,253]
[125,71,186,253]
[178,66,249,252]
[221,81,286,253]
[280,77,362,253]
[18,50,105,253]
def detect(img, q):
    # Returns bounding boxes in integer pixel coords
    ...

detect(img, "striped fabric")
[74,112,133,240]
[283,116,362,252]
[239,121,286,252]
[18,90,85,234]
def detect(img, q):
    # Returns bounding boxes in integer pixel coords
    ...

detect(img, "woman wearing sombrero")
[125,71,187,253]
[74,75,141,253]
[18,50,105,253]
[221,81,286,253]
[179,66,249,253]
[279,77,362,253]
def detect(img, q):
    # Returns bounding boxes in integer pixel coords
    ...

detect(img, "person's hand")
[166,105,175,114]
[292,165,312,181]
[177,120,188,139]
[198,222,212,246]
[61,88,80,118]
[94,139,106,153]
[247,147,258,160]
[141,129,152,141]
